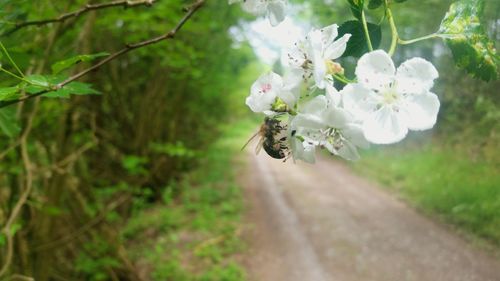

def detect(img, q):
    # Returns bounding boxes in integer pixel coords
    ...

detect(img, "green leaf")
[64,82,100,95]
[347,0,365,19]
[368,0,383,9]
[0,86,20,101]
[51,52,109,74]
[10,223,22,236]
[24,74,52,95]
[45,81,100,98]
[438,0,498,81]
[25,74,50,87]
[0,107,20,138]
[122,155,148,175]
[338,20,382,58]
[347,0,365,8]
[368,0,407,10]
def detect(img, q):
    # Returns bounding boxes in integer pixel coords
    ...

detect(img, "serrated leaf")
[64,82,100,95]
[44,81,100,98]
[23,76,52,94]
[338,20,382,58]
[347,0,365,19]
[347,0,365,7]
[0,87,20,101]
[0,107,20,138]
[44,89,71,98]
[438,0,498,81]
[25,74,50,87]
[51,52,109,74]
[368,0,383,9]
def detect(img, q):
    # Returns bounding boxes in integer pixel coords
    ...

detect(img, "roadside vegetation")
[123,119,256,281]
[355,141,499,249]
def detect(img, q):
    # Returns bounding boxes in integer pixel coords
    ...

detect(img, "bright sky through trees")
[231,3,307,65]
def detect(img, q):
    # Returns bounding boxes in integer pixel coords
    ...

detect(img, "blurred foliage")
[355,145,500,248]
[439,0,499,81]
[124,119,255,281]
[0,0,255,279]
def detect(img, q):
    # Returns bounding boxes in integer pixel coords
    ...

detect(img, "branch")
[0,99,39,278]
[3,0,156,36]
[0,0,205,109]
[33,195,130,252]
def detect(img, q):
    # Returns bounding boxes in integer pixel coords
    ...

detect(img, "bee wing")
[255,137,264,155]
[241,131,261,151]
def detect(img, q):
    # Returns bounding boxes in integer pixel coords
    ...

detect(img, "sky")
[244,17,306,65]
[230,4,310,66]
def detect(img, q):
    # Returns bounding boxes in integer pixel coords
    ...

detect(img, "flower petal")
[396,57,439,94]
[291,136,316,164]
[292,113,325,130]
[325,83,341,106]
[302,95,327,115]
[363,106,408,144]
[355,50,395,91]
[341,83,378,122]
[245,94,275,113]
[324,33,351,60]
[242,0,266,14]
[267,1,286,26]
[336,141,361,161]
[402,92,440,130]
[323,107,351,128]
[312,49,328,89]
[247,72,282,113]
[319,24,339,47]
[278,89,296,108]
[286,46,307,71]
[342,123,370,149]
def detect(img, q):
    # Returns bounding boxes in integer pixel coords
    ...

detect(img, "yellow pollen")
[383,89,399,104]
[325,60,344,75]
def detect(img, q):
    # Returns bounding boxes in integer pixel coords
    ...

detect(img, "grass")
[124,118,258,281]
[353,144,500,249]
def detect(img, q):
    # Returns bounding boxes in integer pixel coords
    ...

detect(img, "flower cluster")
[234,4,441,163]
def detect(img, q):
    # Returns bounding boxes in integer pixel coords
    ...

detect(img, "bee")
[242,117,290,160]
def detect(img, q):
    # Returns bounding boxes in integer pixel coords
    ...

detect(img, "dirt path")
[239,152,500,281]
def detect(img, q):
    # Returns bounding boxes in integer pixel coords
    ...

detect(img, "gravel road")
[239,151,500,281]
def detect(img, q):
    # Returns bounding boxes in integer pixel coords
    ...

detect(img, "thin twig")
[0,140,20,161]
[33,195,130,251]
[0,0,206,109]
[7,274,35,281]
[3,0,156,36]
[0,99,39,278]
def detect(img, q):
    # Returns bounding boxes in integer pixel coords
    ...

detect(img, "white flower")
[344,50,440,144]
[291,94,369,161]
[229,0,287,26]
[289,124,317,164]
[287,24,351,89]
[246,72,296,115]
